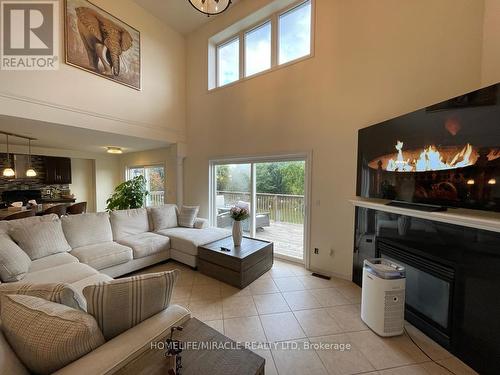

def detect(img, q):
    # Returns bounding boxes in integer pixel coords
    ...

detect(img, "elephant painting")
[65,0,141,90]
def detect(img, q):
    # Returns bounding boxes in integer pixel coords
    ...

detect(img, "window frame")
[211,0,314,90]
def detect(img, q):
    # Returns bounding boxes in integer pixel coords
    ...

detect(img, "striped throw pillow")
[177,205,200,228]
[83,270,179,340]
[0,283,86,311]
[0,294,104,375]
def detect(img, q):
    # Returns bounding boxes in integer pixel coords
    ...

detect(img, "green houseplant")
[106,175,149,211]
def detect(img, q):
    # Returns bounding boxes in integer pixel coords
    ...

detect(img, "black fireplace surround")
[354,84,500,373]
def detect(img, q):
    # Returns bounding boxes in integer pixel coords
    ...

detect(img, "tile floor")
[136,260,478,375]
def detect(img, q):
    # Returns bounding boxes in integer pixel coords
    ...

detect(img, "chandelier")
[188,0,232,16]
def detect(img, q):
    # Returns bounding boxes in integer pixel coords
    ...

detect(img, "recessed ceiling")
[0,115,170,154]
[134,0,240,35]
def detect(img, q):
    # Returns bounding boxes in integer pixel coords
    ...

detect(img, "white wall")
[0,0,186,144]
[70,158,96,212]
[184,0,485,278]
[482,0,500,86]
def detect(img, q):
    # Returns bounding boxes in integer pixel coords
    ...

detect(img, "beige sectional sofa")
[0,205,231,374]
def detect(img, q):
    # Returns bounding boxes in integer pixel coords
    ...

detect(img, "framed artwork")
[65,0,141,90]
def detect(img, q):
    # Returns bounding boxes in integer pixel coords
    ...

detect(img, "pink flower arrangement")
[230,206,250,221]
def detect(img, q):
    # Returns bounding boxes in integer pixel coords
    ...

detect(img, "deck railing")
[217,191,305,224]
[148,191,165,206]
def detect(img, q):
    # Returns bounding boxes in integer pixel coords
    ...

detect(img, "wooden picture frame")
[65,0,141,90]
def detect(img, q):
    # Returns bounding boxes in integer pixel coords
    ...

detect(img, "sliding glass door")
[127,165,165,207]
[210,156,308,263]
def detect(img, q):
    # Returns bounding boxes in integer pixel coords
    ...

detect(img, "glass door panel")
[127,165,165,207]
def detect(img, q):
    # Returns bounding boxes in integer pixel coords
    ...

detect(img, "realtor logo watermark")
[1,0,59,70]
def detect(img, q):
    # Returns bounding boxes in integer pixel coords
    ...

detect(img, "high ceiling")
[134,0,240,35]
[0,115,170,155]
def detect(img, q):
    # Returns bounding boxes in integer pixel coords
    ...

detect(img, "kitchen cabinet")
[44,157,72,184]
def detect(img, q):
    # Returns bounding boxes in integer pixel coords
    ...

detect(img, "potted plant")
[229,206,249,246]
[106,175,149,211]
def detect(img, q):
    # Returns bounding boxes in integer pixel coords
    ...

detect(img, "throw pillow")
[9,220,71,260]
[0,294,104,375]
[150,204,178,231]
[0,234,31,282]
[177,205,200,228]
[0,282,86,311]
[83,270,179,340]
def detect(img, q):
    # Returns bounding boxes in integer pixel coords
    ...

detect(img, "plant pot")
[232,220,243,247]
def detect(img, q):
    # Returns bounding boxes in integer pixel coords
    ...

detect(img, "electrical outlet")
[314,248,319,254]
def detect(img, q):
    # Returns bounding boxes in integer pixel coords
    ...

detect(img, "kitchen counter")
[41,198,76,203]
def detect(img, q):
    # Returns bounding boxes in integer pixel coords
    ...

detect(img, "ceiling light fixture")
[188,0,232,16]
[107,147,123,154]
[3,134,15,177]
[26,139,37,177]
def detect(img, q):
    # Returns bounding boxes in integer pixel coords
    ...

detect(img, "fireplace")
[357,84,500,211]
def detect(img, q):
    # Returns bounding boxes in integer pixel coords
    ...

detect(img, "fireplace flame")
[386,141,475,172]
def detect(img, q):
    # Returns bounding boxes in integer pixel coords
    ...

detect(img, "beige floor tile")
[223,316,267,343]
[187,299,223,321]
[310,333,375,375]
[273,276,306,292]
[205,319,224,334]
[190,283,221,301]
[269,266,296,278]
[437,356,478,375]
[249,277,280,295]
[222,295,258,319]
[252,348,278,375]
[253,293,291,315]
[376,362,454,375]
[282,290,322,310]
[193,272,221,286]
[348,330,427,369]
[271,339,328,375]
[298,275,337,289]
[404,323,452,361]
[260,312,306,342]
[310,288,351,307]
[171,286,192,303]
[326,304,368,332]
[294,308,343,337]
[220,283,252,298]
[336,284,362,303]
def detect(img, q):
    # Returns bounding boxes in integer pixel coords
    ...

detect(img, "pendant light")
[188,0,232,16]
[26,139,37,177]
[3,135,15,177]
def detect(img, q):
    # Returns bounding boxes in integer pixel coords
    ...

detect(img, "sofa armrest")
[54,305,191,375]
[193,217,209,229]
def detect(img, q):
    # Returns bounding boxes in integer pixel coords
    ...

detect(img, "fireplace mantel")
[350,197,500,233]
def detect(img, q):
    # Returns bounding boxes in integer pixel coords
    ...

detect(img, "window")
[217,38,240,87]
[245,21,271,77]
[126,165,165,207]
[278,1,312,64]
[211,0,313,89]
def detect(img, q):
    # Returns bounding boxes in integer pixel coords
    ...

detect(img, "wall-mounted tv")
[357,83,500,212]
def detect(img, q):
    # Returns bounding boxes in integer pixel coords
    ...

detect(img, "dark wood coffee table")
[115,318,265,375]
[198,237,273,288]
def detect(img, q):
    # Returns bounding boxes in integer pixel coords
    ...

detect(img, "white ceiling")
[134,0,240,35]
[0,115,170,154]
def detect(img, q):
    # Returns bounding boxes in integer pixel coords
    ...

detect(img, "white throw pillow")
[0,294,104,375]
[177,205,200,228]
[83,270,179,340]
[150,204,178,231]
[9,220,71,260]
[0,234,31,282]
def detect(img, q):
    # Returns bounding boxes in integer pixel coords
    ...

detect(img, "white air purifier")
[361,258,406,337]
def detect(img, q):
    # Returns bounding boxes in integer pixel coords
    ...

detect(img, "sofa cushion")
[71,242,133,271]
[61,212,113,249]
[0,327,29,375]
[110,208,150,241]
[149,204,178,231]
[22,263,98,284]
[0,234,31,282]
[0,213,59,235]
[177,205,199,228]
[9,220,71,260]
[0,282,86,311]
[71,274,113,311]
[1,294,104,375]
[83,270,179,340]
[156,227,231,256]
[28,252,79,273]
[117,232,170,259]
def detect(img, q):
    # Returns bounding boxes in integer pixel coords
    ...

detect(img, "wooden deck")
[255,221,304,260]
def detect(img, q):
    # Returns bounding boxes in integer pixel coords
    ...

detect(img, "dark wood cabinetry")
[44,157,72,184]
